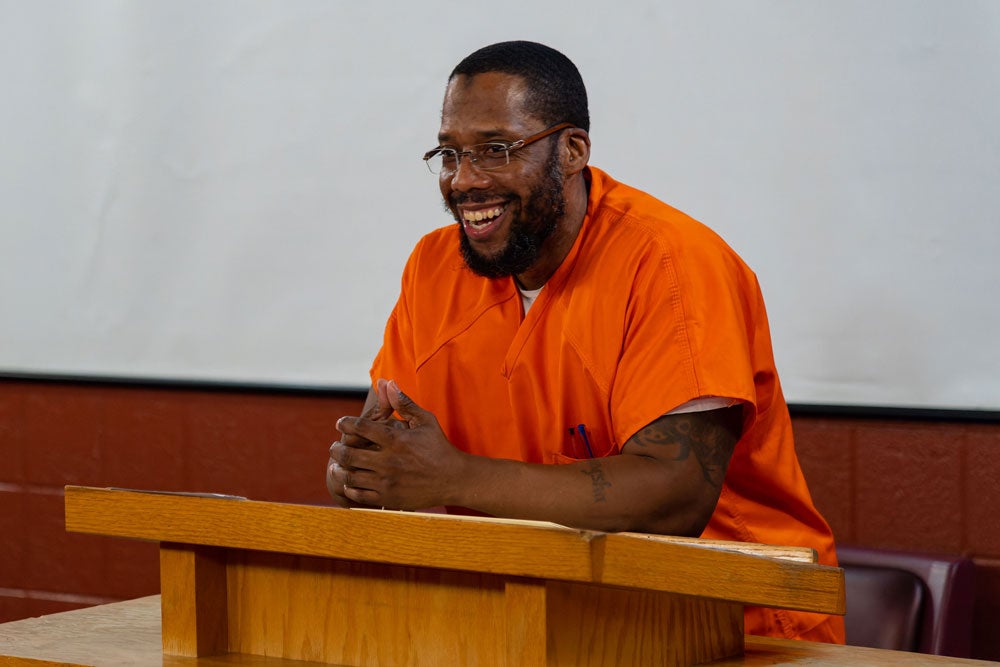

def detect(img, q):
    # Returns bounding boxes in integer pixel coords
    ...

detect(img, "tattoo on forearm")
[629,410,739,488]
[582,459,612,503]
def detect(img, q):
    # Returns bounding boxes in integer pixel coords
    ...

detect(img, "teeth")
[463,206,503,223]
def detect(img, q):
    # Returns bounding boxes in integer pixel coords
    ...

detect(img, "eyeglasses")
[422,122,574,175]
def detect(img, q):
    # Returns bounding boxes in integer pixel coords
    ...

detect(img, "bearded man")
[326,40,844,643]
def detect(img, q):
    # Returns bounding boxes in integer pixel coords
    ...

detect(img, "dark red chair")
[837,544,975,658]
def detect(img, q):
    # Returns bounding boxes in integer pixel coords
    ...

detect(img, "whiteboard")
[1,1,999,411]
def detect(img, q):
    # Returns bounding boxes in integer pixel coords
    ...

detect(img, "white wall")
[2,1,998,410]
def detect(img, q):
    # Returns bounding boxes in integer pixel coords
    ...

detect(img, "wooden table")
[1,596,995,667]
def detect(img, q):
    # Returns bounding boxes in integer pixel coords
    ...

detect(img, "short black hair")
[450,41,590,132]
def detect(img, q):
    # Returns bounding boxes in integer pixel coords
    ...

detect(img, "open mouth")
[459,202,509,240]
[463,205,506,229]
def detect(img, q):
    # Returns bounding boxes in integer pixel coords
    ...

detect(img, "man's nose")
[448,155,492,191]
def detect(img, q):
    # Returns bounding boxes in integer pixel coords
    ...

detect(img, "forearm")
[448,451,713,536]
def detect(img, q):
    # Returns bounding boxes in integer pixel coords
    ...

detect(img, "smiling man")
[326,41,844,643]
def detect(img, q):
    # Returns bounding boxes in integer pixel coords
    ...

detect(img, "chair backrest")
[838,544,975,658]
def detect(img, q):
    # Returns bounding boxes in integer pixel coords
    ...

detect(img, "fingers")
[386,380,407,411]
[336,431,378,449]
[385,380,433,428]
[337,413,410,448]
[334,381,398,452]
[326,449,382,507]
[331,461,379,493]
[342,484,381,507]
[327,381,429,510]
[375,378,391,415]
[326,459,362,508]
[335,416,385,450]
[327,382,411,509]
[364,380,395,422]
[329,439,377,470]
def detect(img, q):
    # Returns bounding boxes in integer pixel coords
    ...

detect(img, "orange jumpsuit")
[372,166,845,643]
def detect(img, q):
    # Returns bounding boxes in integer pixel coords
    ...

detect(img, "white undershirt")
[667,396,739,414]
[519,285,543,313]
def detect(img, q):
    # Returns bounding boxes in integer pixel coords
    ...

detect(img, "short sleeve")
[609,234,758,444]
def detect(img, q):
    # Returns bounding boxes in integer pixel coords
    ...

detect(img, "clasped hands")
[326,378,465,510]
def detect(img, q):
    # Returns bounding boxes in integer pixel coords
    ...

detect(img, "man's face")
[437,73,567,279]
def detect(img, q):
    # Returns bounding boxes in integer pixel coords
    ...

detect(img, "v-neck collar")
[500,168,603,377]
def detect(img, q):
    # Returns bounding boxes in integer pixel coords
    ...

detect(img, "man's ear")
[563,128,591,176]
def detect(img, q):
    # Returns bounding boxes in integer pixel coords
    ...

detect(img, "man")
[327,41,844,643]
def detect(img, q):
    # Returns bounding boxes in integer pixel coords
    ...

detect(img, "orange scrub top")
[372,166,844,643]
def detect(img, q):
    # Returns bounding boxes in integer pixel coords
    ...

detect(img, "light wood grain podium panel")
[222,553,744,666]
[52,486,848,666]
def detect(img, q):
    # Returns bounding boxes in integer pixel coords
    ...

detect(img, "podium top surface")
[64,485,844,615]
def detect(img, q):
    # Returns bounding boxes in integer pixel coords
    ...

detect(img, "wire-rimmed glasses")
[422,122,574,175]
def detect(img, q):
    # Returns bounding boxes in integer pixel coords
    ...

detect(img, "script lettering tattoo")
[629,409,740,489]
[582,459,612,503]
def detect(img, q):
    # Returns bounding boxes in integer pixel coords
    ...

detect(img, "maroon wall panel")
[794,416,1000,661]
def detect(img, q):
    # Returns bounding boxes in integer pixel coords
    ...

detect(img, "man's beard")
[453,146,566,279]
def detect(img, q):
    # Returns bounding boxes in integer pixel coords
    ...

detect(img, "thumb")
[386,380,427,426]
[368,378,394,419]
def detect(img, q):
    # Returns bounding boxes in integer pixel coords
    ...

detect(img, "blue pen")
[576,424,594,458]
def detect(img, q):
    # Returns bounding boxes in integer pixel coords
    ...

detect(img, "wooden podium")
[63,486,844,667]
